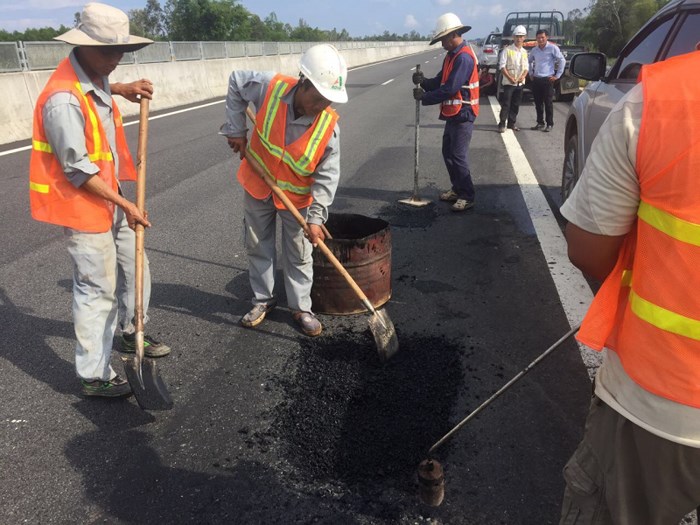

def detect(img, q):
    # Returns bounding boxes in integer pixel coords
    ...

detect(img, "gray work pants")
[243,191,313,312]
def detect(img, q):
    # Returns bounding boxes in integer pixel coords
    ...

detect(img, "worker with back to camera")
[412,12,479,213]
[497,25,529,133]
[221,44,348,337]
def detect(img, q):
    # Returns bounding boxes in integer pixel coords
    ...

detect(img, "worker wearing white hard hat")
[497,24,529,132]
[413,13,479,212]
[220,44,348,337]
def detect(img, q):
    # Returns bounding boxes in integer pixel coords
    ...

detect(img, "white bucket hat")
[430,13,471,45]
[54,2,152,50]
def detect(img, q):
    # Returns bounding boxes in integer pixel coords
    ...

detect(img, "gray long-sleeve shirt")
[42,50,119,188]
[528,42,566,79]
[220,70,340,225]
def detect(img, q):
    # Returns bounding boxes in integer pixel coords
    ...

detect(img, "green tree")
[165,0,250,41]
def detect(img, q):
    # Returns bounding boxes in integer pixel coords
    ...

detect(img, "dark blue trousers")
[442,119,475,201]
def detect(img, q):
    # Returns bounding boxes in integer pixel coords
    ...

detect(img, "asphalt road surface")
[1,50,606,524]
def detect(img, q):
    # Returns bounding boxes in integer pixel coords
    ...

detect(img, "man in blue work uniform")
[413,13,479,212]
[528,29,566,132]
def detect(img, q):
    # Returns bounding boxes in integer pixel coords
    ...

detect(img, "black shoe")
[498,125,506,133]
[531,124,545,131]
[120,333,171,357]
[543,125,552,132]
[81,375,132,398]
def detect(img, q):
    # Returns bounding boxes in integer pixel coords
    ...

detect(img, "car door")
[582,15,677,159]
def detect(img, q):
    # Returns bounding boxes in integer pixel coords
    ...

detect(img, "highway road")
[1,49,601,524]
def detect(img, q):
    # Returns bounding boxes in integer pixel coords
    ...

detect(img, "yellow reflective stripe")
[73,81,105,161]
[297,110,332,172]
[262,80,288,142]
[247,147,311,195]
[277,179,311,194]
[30,181,50,193]
[32,140,53,153]
[638,200,700,247]
[89,151,113,162]
[630,288,700,341]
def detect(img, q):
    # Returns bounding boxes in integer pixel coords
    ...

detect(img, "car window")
[615,16,674,80]
[666,11,700,58]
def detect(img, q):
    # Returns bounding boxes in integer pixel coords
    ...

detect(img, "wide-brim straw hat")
[54,2,152,51]
[429,13,472,45]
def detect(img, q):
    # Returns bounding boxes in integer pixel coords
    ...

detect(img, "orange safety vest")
[440,45,480,118]
[237,74,339,210]
[576,51,700,407]
[29,57,136,233]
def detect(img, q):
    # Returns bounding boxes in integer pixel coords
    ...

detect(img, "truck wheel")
[561,134,579,204]
[559,93,575,102]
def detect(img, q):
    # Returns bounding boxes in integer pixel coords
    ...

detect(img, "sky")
[0,0,591,40]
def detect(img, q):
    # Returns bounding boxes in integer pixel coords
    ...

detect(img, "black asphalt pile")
[270,329,465,487]
[378,202,438,229]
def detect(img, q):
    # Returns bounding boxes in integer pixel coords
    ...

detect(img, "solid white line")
[0,99,226,157]
[381,78,394,85]
[487,96,601,377]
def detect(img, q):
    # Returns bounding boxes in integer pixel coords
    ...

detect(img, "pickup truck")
[494,11,583,102]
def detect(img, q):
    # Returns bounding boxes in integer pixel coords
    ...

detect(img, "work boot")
[120,333,171,357]
[451,199,474,212]
[531,123,545,131]
[241,301,276,328]
[293,311,322,337]
[81,375,132,398]
[439,189,458,202]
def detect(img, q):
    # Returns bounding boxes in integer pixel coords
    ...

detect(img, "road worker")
[412,12,479,212]
[560,51,700,522]
[29,2,170,398]
[221,44,348,337]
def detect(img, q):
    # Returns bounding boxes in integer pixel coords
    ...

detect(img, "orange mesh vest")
[237,74,339,210]
[29,57,136,233]
[440,45,480,118]
[577,51,700,407]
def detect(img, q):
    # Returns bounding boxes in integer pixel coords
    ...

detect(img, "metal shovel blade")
[398,196,431,207]
[123,356,174,411]
[369,308,399,362]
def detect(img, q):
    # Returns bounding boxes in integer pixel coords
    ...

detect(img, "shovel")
[399,64,430,208]
[123,97,174,411]
[242,108,399,361]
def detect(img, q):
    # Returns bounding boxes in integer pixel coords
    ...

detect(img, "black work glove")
[413,86,425,101]
[412,71,424,85]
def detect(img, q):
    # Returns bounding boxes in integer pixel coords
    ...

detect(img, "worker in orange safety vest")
[412,12,479,213]
[29,2,170,398]
[559,50,700,522]
[221,44,348,337]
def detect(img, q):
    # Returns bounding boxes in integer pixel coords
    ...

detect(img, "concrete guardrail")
[0,43,427,146]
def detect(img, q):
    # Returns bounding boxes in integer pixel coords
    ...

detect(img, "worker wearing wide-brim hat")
[413,13,480,212]
[29,2,170,399]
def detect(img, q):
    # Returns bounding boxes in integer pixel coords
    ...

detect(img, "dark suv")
[560,0,700,202]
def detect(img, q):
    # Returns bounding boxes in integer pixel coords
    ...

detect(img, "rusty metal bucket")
[311,213,392,315]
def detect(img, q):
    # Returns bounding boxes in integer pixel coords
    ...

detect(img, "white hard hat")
[299,44,348,104]
[430,13,471,45]
[513,25,527,36]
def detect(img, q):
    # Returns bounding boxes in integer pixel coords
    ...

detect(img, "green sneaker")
[119,333,171,357]
[81,375,132,398]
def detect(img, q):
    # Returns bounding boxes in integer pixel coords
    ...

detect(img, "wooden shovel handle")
[241,139,375,313]
[134,98,149,337]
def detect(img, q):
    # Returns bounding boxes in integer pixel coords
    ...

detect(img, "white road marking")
[381,79,394,85]
[0,99,226,157]
[488,96,601,378]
